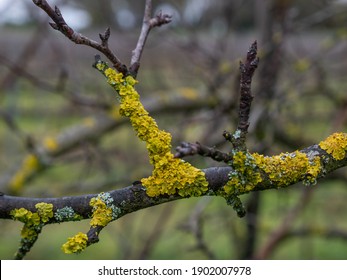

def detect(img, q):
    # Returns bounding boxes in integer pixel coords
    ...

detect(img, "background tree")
[0,0,347,259]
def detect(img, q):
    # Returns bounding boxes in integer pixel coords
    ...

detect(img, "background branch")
[129,0,172,76]
[32,0,127,74]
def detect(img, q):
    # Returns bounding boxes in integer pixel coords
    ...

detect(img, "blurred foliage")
[0,0,347,259]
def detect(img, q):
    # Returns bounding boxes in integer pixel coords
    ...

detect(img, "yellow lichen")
[10,202,53,226]
[21,225,39,240]
[43,137,58,152]
[9,173,26,193]
[177,87,198,100]
[9,154,40,192]
[89,192,120,228]
[96,62,209,197]
[83,117,96,127]
[224,151,263,195]
[35,202,54,223]
[10,208,40,226]
[305,156,321,185]
[60,193,119,254]
[11,202,54,254]
[253,150,321,187]
[61,232,88,254]
[319,132,347,160]
[89,197,113,227]
[143,152,209,197]
[24,154,40,169]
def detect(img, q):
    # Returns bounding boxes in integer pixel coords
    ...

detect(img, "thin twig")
[174,141,232,162]
[225,41,259,151]
[129,0,172,76]
[175,42,259,160]
[32,0,127,74]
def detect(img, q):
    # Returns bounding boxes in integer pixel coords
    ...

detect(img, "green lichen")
[61,232,88,254]
[319,132,347,160]
[95,62,209,198]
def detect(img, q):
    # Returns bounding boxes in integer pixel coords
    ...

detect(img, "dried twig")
[32,0,127,74]
[175,142,232,162]
[129,0,172,76]
[225,41,259,151]
[175,42,259,160]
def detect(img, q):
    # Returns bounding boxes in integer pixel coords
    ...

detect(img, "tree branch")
[0,94,216,195]
[175,42,259,160]
[225,41,259,151]
[174,141,232,162]
[2,134,347,258]
[2,141,347,220]
[129,0,172,76]
[32,0,127,74]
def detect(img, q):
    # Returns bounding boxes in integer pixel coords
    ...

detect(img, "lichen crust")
[253,150,321,187]
[9,154,41,193]
[95,62,209,198]
[54,206,82,222]
[89,192,120,227]
[224,151,263,195]
[10,202,54,257]
[319,132,347,160]
[61,232,88,254]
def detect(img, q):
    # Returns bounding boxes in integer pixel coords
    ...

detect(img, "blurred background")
[1,0,347,259]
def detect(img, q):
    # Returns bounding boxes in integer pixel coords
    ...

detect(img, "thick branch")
[0,167,228,220]
[1,141,347,220]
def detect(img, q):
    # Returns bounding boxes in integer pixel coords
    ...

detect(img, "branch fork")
[176,41,259,160]
[33,0,171,77]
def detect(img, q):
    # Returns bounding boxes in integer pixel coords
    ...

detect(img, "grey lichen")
[54,206,82,222]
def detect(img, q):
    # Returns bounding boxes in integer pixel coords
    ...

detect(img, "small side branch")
[226,41,259,151]
[32,0,127,74]
[175,142,232,163]
[175,42,259,161]
[129,0,172,76]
